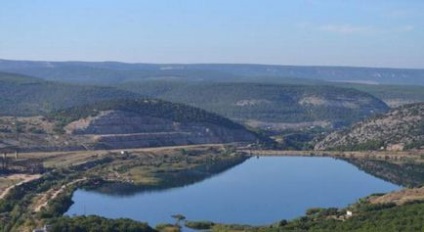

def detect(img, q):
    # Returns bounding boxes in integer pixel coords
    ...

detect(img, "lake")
[66,156,401,226]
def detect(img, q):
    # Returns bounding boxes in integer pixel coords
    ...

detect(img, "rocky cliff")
[0,99,258,152]
[65,110,256,150]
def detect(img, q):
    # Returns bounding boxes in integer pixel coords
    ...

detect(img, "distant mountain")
[315,103,424,151]
[119,81,389,130]
[0,72,140,116]
[1,59,423,85]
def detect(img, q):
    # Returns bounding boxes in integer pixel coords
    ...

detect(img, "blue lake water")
[66,156,401,226]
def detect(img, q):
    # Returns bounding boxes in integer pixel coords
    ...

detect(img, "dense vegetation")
[0,71,389,130]
[0,72,140,116]
[50,98,248,131]
[119,81,388,126]
[340,83,424,107]
[0,170,76,231]
[210,200,424,231]
[46,216,155,232]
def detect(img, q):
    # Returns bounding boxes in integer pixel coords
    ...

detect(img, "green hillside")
[341,83,424,107]
[0,72,140,116]
[50,98,247,131]
[119,81,389,128]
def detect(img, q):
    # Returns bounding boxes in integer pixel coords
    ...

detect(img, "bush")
[184,221,215,230]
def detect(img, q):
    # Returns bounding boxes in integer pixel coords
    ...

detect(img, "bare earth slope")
[0,100,257,152]
[64,110,256,150]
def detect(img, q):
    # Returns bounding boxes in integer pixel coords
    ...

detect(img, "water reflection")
[67,157,401,226]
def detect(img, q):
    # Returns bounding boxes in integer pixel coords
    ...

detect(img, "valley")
[0,61,423,232]
[3,1,424,231]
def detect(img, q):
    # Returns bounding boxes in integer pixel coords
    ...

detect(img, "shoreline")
[1,146,423,231]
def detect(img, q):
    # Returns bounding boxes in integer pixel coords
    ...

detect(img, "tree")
[171,214,186,226]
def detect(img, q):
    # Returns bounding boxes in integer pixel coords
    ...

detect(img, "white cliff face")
[0,109,257,152]
[65,111,176,135]
[64,110,256,150]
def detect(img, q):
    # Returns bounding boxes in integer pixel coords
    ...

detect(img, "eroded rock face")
[66,111,176,135]
[1,110,257,152]
[65,110,256,150]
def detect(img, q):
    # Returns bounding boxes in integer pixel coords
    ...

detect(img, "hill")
[1,59,424,86]
[0,71,389,132]
[119,81,389,130]
[315,103,424,151]
[0,72,140,116]
[0,99,258,151]
[337,83,424,108]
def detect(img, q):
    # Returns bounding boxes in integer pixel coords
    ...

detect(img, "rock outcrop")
[315,103,424,151]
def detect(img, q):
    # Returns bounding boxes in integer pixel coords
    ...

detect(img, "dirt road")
[0,174,41,199]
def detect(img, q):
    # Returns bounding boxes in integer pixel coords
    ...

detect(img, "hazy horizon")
[2,57,424,70]
[1,0,423,69]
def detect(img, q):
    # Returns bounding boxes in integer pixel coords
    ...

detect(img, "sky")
[0,0,423,68]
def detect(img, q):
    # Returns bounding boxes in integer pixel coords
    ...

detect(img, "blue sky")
[1,0,423,68]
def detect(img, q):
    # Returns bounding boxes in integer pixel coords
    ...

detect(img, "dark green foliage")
[185,220,215,230]
[275,201,424,232]
[334,140,385,151]
[0,71,389,131]
[0,72,140,116]
[0,170,74,231]
[119,81,388,126]
[359,202,396,212]
[47,215,155,232]
[40,190,75,218]
[49,98,247,131]
[340,83,424,107]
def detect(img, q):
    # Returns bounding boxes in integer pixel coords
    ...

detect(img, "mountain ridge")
[1,59,424,85]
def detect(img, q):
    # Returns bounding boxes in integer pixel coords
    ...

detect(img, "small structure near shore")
[386,143,405,151]
[32,224,51,232]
